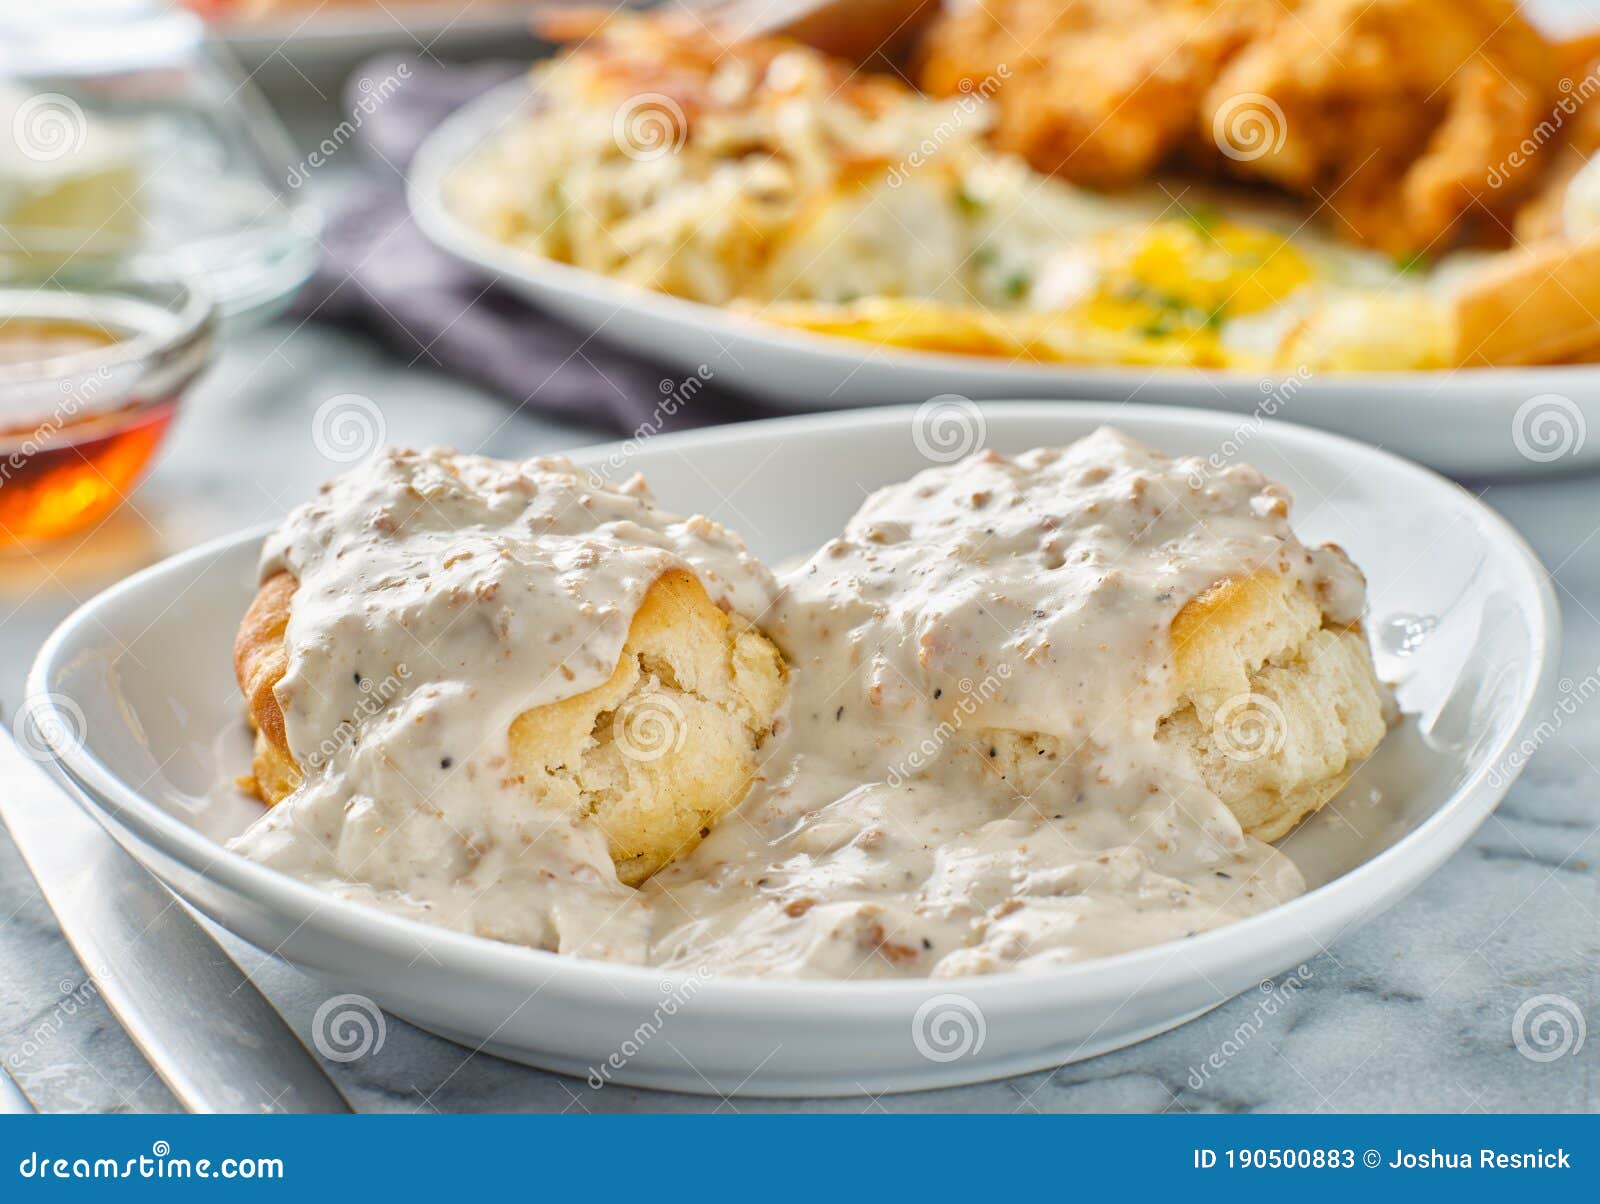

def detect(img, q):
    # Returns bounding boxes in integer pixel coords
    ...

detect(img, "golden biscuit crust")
[234,571,300,804]
[234,567,786,885]
[1449,239,1600,367]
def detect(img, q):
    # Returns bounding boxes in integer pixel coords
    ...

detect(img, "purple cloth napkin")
[293,55,779,435]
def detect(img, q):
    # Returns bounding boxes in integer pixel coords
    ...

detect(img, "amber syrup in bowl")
[0,263,214,547]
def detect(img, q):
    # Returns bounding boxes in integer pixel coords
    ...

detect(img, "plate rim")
[408,75,1600,395]
[25,402,1563,1010]
[208,8,533,52]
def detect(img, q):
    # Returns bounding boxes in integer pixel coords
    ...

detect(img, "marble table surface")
[2,57,1598,1116]
[2,323,1596,1115]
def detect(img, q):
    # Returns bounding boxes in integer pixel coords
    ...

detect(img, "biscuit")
[506,569,786,885]
[1448,237,1600,366]
[984,569,1387,841]
[235,568,786,886]
[234,571,301,805]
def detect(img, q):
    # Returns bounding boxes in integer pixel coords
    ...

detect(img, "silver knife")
[0,727,351,1114]
[0,1062,35,1114]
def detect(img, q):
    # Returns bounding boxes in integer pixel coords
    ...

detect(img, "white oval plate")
[213,6,536,66]
[409,78,1600,478]
[28,404,1558,1097]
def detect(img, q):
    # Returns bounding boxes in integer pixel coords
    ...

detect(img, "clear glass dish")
[0,0,320,326]
[0,255,215,547]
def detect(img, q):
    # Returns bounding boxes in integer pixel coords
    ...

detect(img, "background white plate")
[410,79,1600,478]
[28,404,1559,1096]
[209,5,537,67]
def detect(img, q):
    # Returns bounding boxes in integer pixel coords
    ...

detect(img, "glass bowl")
[0,256,215,547]
[0,0,321,326]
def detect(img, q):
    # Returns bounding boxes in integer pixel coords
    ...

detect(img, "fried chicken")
[1510,31,1600,242]
[918,0,1563,255]
[919,0,1271,186]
